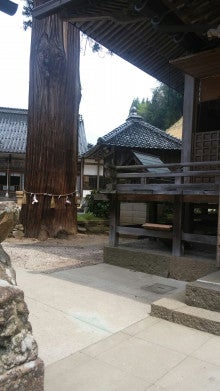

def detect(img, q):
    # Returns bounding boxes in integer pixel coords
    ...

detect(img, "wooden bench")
[142,223,173,231]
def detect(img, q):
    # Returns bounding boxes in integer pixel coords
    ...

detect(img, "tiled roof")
[0,107,27,153]
[0,107,88,155]
[97,110,182,150]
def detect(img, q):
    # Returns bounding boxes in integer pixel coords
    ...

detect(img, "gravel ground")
[2,234,109,273]
[2,232,215,276]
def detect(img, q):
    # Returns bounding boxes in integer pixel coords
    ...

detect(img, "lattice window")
[192,130,220,182]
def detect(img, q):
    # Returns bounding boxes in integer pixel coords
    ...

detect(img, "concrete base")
[0,359,44,391]
[104,246,217,281]
[185,271,220,312]
[151,292,220,336]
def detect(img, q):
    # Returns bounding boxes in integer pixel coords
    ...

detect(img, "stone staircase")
[151,271,220,335]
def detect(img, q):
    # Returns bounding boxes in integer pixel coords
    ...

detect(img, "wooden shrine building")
[32,0,220,273]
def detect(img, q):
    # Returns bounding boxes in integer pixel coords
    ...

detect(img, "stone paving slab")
[14,264,220,391]
[44,319,220,391]
[16,264,185,366]
[156,356,220,391]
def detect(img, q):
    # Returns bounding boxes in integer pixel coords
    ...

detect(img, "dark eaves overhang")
[0,0,18,15]
[32,0,84,19]
[32,1,220,94]
[170,46,220,79]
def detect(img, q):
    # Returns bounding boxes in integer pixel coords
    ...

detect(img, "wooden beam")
[116,226,172,239]
[116,161,220,171]
[118,194,175,202]
[116,194,218,203]
[116,183,218,194]
[170,47,220,79]
[116,170,220,179]
[32,0,73,18]
[183,195,218,203]
[154,24,212,33]
[182,232,216,245]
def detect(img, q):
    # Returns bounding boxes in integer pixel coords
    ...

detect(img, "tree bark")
[21,4,81,238]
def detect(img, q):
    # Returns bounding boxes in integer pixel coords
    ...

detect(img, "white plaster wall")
[120,202,147,225]
[84,164,104,176]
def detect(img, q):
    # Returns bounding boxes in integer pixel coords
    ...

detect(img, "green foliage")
[77,212,103,222]
[131,83,183,131]
[85,191,110,219]
[158,203,174,224]
[23,0,33,30]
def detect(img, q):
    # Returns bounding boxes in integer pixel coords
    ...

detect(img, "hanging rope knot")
[32,194,39,204]
[65,196,71,205]
[24,190,76,206]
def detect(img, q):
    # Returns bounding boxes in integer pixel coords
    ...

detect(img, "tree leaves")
[131,83,183,130]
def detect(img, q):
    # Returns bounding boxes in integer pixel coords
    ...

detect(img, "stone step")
[185,271,220,312]
[150,291,220,336]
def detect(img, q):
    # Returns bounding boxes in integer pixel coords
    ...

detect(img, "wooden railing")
[106,161,220,265]
[107,161,220,195]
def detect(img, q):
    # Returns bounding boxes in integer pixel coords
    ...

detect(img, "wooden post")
[181,75,198,164]
[172,195,183,256]
[109,194,120,246]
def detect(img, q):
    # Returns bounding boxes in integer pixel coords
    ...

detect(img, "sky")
[0,1,158,144]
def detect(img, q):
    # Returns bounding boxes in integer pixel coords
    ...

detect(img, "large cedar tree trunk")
[21,5,81,238]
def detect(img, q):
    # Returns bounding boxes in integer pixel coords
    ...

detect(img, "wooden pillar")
[181,74,198,164]
[181,75,198,240]
[172,195,183,256]
[109,194,120,247]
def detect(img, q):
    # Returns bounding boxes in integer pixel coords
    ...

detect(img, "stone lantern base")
[0,204,44,390]
[0,359,44,390]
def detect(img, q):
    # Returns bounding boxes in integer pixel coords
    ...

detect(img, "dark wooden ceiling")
[33,0,220,93]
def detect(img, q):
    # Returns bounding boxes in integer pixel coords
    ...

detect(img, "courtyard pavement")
[15,264,220,391]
